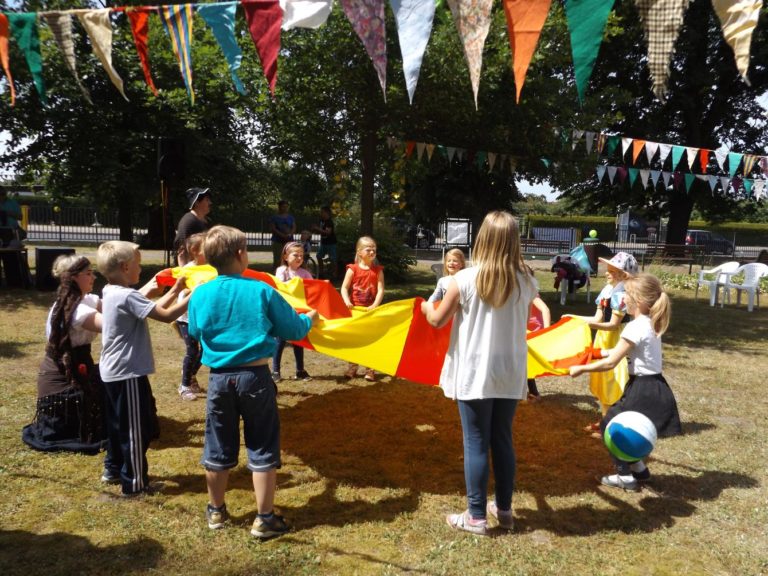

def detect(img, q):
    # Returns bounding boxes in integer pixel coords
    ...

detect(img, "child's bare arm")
[421,278,459,328]
[148,290,190,323]
[340,268,354,308]
[532,296,551,328]
[570,338,633,377]
[367,270,385,310]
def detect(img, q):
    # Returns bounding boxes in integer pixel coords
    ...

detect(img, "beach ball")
[589,229,598,238]
[603,411,657,462]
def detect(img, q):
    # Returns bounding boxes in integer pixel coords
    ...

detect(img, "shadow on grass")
[0,530,163,576]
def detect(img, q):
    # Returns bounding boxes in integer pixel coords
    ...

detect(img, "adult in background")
[311,205,338,278]
[0,188,24,241]
[174,187,212,265]
[22,255,106,454]
[270,199,295,270]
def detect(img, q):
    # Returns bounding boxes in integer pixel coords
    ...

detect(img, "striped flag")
[160,3,196,104]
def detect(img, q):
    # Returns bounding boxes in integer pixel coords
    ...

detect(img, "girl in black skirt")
[570,273,681,491]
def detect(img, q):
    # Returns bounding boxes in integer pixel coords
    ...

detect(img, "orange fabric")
[0,14,15,106]
[503,0,552,103]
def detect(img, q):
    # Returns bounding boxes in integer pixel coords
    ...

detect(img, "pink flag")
[340,0,387,99]
[243,0,283,95]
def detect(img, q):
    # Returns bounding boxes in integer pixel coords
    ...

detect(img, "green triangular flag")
[564,0,616,102]
[605,136,620,156]
[727,152,743,178]
[7,13,47,105]
[475,150,487,169]
[684,173,695,192]
[628,167,639,188]
[671,145,685,170]
[541,158,551,168]
[743,179,753,196]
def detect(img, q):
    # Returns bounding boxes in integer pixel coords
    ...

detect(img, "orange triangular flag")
[503,0,552,103]
[632,139,646,165]
[0,14,15,106]
[699,148,710,173]
[405,141,416,158]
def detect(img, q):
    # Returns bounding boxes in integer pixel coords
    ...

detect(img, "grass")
[1,252,767,575]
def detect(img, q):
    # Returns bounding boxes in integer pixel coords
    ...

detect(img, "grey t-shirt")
[99,284,156,382]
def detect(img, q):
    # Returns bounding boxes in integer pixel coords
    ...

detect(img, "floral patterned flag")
[446,0,494,108]
[0,14,16,105]
[340,0,387,99]
[503,0,552,102]
[76,9,128,101]
[41,13,92,104]
[390,0,435,104]
[711,0,763,84]
[634,0,691,101]
[564,0,616,102]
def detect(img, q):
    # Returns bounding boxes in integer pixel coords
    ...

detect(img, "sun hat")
[186,187,210,210]
[598,251,639,275]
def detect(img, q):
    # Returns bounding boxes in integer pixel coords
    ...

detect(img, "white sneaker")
[487,501,514,530]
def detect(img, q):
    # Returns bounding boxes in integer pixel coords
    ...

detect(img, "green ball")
[589,229,598,238]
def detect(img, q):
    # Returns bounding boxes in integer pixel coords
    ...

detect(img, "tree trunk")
[360,129,377,237]
[118,187,133,241]
[665,186,695,245]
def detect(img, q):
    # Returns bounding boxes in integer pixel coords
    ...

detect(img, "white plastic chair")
[722,263,768,312]
[695,261,740,306]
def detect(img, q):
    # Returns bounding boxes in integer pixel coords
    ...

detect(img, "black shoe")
[121,481,164,498]
[632,468,651,482]
[295,370,312,381]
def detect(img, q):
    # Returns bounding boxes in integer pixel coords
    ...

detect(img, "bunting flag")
[198,2,246,95]
[685,146,698,171]
[503,0,552,103]
[743,178,753,196]
[243,0,283,96]
[390,0,435,105]
[572,128,584,149]
[640,168,650,187]
[126,8,159,96]
[416,141,426,160]
[617,166,627,184]
[708,174,718,192]
[628,167,639,187]
[661,170,671,187]
[564,0,616,102]
[684,172,695,192]
[605,135,620,156]
[446,0,494,109]
[645,141,659,163]
[159,3,196,104]
[720,175,730,192]
[634,0,691,101]
[742,153,758,175]
[711,0,763,84]
[426,143,435,160]
[280,0,332,30]
[761,156,768,176]
[405,140,416,157]
[340,0,387,99]
[753,179,765,199]
[487,151,497,171]
[727,151,743,177]
[671,145,685,169]
[607,165,617,183]
[621,136,632,158]
[699,148,710,172]
[650,169,661,186]
[658,143,672,165]
[596,132,608,154]
[585,131,595,153]
[631,139,645,164]
[6,13,46,105]
[446,146,456,162]
[41,12,92,104]
[0,14,16,106]
[596,165,606,182]
[714,149,728,171]
[76,9,128,102]
[156,265,595,384]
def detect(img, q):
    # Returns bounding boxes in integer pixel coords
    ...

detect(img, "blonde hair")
[203,225,247,270]
[624,273,671,336]
[355,236,376,264]
[186,232,206,261]
[97,241,138,280]
[472,211,530,307]
[443,248,466,276]
[52,254,90,279]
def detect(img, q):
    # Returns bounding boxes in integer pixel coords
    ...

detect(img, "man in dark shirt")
[311,206,337,278]
[174,187,212,265]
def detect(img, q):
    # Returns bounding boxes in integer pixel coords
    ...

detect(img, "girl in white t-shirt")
[421,211,536,535]
[428,248,466,303]
[570,273,681,492]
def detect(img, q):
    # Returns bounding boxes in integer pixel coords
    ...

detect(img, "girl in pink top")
[341,236,385,381]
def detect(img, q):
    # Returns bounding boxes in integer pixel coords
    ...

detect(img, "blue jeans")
[272,337,304,374]
[457,398,519,519]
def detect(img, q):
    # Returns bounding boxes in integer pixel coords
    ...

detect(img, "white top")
[428,275,453,303]
[99,284,156,382]
[45,293,100,348]
[440,266,537,401]
[621,315,663,375]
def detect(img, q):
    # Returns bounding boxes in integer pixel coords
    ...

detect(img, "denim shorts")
[201,366,281,472]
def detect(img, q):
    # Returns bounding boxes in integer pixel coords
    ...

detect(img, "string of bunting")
[0,0,763,108]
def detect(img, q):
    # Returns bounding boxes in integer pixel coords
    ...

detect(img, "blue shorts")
[201,366,281,472]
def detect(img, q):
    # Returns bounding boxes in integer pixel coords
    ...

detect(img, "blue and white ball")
[603,411,657,462]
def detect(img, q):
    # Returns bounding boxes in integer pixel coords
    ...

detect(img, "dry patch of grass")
[1,258,766,575]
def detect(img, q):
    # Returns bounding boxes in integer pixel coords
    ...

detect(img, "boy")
[97,241,190,497]
[187,225,316,539]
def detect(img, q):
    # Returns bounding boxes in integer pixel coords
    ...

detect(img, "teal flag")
[684,173,695,192]
[7,13,47,105]
[564,0,616,102]
[727,152,743,178]
[628,167,638,188]
[605,135,620,156]
[671,145,685,170]
[198,2,246,95]
[743,178,753,196]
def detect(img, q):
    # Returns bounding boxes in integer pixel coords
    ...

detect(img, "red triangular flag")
[126,8,158,97]
[243,0,282,95]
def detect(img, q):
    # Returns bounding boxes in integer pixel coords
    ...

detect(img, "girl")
[22,255,106,454]
[177,233,207,401]
[341,236,385,381]
[526,288,551,402]
[421,211,537,535]
[272,242,313,381]
[567,252,638,435]
[428,248,466,303]
[570,273,681,491]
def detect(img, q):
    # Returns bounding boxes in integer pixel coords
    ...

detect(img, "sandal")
[364,369,376,382]
[583,421,600,432]
[344,366,358,380]
[179,388,197,401]
[446,510,488,536]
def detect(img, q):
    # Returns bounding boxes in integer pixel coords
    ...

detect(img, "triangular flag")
[640,169,650,187]
[386,136,398,149]
[126,8,159,96]
[684,173,695,192]
[715,149,728,171]
[503,0,552,102]
[628,167,639,187]
[75,9,128,101]
[634,0,691,101]
[621,136,633,158]
[488,151,497,171]
[0,14,15,105]
[662,171,672,187]
[708,175,718,192]
[732,175,742,193]
[416,142,426,160]
[607,166,618,184]
[695,174,708,181]
[685,146,699,171]
[673,171,683,190]
[390,0,435,104]
[447,0,494,108]
[658,143,672,165]
[280,0,332,30]
[243,0,283,96]
[41,13,92,104]
[457,148,466,162]
[446,146,456,162]
[585,131,595,154]
[541,157,551,168]
[6,13,47,105]
[596,132,607,154]
[564,0,616,102]
[605,135,620,156]
[198,3,246,95]
[596,165,606,182]
[743,179,754,196]
[760,156,768,176]
[711,0,762,84]
[159,4,195,103]
[475,151,487,169]
[617,166,628,184]
[426,143,435,161]
[651,169,661,187]
[720,176,731,192]
[340,0,387,98]
[671,145,685,169]
[727,152,743,178]
[405,141,416,158]
[699,148,710,173]
[742,154,758,175]
[645,141,659,164]
[632,139,646,165]
[752,179,765,199]
[572,129,585,150]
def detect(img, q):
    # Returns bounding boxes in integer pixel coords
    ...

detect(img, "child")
[311,206,337,278]
[176,233,207,401]
[570,273,681,491]
[97,241,190,497]
[341,236,384,381]
[526,290,551,402]
[272,242,313,382]
[428,248,466,302]
[421,211,537,535]
[566,252,638,435]
[187,226,316,538]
